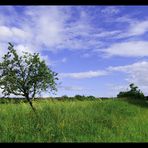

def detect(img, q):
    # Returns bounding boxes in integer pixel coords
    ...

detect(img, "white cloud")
[60,70,107,79]
[22,6,68,51]
[104,14,148,39]
[128,20,148,36]
[0,6,68,54]
[11,27,31,40]
[0,26,12,38]
[116,20,148,39]
[108,61,148,95]
[107,84,129,92]
[106,83,130,97]
[15,45,54,66]
[0,6,97,54]
[102,41,148,57]
[115,15,134,24]
[0,25,31,43]
[14,44,35,54]
[101,6,120,15]
[1,6,141,59]
[108,61,148,86]
[1,6,148,58]
[40,55,53,66]
[60,86,85,91]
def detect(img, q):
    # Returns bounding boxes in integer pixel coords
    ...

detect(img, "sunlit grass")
[0,98,148,142]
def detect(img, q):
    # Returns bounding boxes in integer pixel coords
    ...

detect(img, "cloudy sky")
[0,6,148,97]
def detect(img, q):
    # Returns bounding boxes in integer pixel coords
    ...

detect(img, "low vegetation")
[1,97,148,142]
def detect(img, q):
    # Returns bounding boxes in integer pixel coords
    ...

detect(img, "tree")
[129,83,138,92]
[0,43,58,111]
[117,83,145,100]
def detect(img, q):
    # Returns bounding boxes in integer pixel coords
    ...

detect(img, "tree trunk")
[26,95,36,112]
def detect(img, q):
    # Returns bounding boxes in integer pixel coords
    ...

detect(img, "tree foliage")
[0,43,58,111]
[117,83,145,100]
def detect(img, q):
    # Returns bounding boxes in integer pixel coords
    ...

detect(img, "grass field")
[0,98,148,142]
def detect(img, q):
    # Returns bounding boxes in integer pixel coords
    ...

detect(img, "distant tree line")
[1,83,146,104]
[0,95,111,104]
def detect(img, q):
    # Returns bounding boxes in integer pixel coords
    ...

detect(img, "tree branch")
[30,82,36,99]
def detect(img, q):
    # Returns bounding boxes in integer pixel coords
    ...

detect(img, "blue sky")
[0,6,148,97]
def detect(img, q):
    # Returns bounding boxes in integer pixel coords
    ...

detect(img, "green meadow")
[0,98,148,142]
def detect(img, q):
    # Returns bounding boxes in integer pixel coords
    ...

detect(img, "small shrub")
[74,95,86,100]
[86,96,96,100]
[61,95,69,100]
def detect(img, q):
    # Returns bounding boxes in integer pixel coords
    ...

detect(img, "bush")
[86,95,96,100]
[117,83,145,100]
[61,95,69,99]
[74,95,85,100]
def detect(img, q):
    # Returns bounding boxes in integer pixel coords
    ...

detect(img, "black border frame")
[0,0,148,5]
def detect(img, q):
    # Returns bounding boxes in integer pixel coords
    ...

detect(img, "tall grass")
[0,99,148,142]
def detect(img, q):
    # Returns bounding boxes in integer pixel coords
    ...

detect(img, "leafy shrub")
[74,95,85,100]
[117,83,145,100]
[86,95,96,100]
[74,95,97,100]
[59,95,71,101]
